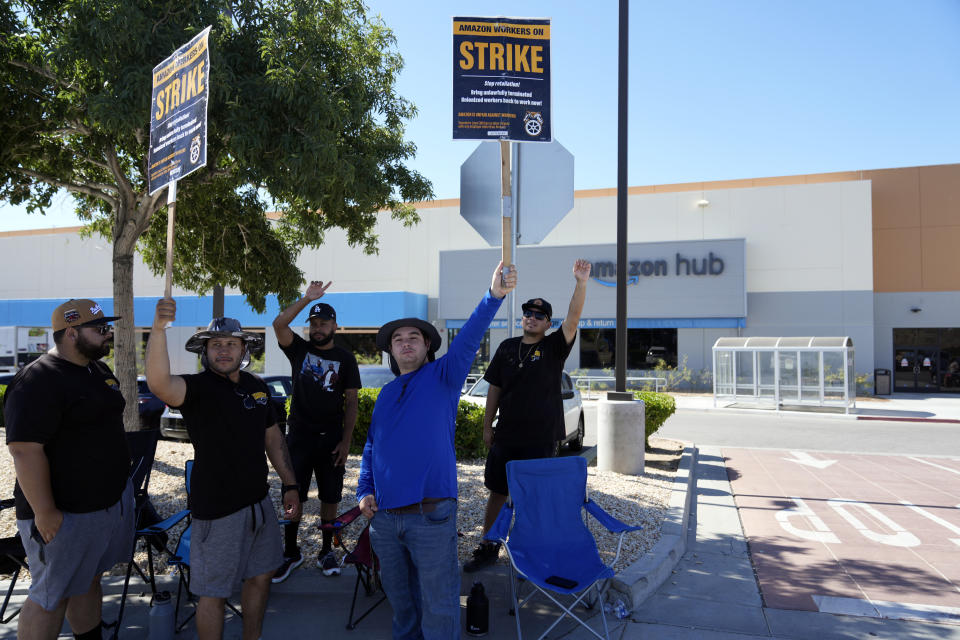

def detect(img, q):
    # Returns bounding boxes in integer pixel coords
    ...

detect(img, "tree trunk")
[113,251,139,432]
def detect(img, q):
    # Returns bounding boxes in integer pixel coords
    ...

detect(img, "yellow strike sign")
[152,33,208,121]
[454,20,548,74]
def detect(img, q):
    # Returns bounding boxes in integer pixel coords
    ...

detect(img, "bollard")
[596,397,645,475]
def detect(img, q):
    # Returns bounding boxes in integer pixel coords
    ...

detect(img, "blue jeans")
[368,499,460,640]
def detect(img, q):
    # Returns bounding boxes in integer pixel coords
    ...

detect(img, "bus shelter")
[712,337,855,413]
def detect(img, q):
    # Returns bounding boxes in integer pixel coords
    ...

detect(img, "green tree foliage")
[0,1,433,429]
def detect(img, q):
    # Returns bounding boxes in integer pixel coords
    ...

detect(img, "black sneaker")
[319,551,342,576]
[463,541,501,573]
[271,553,303,583]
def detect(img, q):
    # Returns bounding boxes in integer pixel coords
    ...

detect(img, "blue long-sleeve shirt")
[357,289,503,509]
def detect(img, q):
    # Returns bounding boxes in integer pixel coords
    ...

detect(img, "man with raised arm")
[270,280,360,582]
[146,300,301,640]
[464,259,591,573]
[357,261,517,640]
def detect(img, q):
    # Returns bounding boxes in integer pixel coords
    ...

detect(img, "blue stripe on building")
[0,292,428,328]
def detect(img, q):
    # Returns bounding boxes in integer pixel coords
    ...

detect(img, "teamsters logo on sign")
[452,16,551,142]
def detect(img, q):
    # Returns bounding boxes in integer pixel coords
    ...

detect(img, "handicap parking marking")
[723,448,960,614]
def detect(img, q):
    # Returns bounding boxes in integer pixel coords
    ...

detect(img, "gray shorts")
[17,480,135,611]
[189,494,283,598]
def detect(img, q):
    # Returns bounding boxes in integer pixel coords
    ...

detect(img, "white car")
[461,372,585,452]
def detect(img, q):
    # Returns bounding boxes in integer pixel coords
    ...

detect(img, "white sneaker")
[319,551,342,576]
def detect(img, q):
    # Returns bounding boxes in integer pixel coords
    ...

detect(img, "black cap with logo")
[308,302,336,321]
[521,298,553,320]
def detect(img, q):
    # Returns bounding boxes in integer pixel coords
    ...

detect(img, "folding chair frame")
[488,458,642,640]
[0,499,27,624]
[501,535,613,640]
[319,506,386,630]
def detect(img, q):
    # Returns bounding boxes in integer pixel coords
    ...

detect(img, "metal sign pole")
[500,140,515,337]
[510,143,519,338]
[612,0,631,400]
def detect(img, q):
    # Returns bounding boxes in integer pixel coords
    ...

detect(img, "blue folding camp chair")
[487,456,642,640]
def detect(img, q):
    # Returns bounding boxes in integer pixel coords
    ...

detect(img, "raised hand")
[573,259,592,283]
[305,280,332,300]
[154,297,177,328]
[491,261,518,299]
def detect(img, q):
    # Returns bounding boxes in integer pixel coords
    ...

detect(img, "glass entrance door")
[893,329,960,393]
[893,348,942,392]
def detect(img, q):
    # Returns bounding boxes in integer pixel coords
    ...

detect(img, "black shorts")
[286,429,346,504]
[484,441,556,496]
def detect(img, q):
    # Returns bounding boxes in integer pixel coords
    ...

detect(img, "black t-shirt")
[177,369,278,520]
[483,329,574,445]
[4,355,129,520]
[280,334,360,434]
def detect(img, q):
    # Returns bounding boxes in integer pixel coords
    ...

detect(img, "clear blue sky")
[3,0,959,230]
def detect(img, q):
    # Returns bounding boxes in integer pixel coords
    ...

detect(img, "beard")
[309,331,335,347]
[76,332,112,360]
[207,352,243,376]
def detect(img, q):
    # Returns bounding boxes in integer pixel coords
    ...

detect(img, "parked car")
[137,376,165,429]
[358,365,395,389]
[460,371,585,452]
[160,374,292,441]
[646,346,677,367]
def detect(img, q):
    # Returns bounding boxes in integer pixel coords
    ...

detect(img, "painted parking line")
[724,448,960,619]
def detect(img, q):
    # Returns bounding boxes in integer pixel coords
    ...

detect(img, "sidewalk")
[671,392,960,422]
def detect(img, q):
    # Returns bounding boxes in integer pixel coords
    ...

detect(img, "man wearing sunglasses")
[146,302,301,640]
[464,258,592,573]
[5,299,134,640]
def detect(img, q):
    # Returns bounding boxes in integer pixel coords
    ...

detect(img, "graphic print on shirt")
[300,354,341,392]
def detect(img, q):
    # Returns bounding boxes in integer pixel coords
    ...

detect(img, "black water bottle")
[466,580,489,636]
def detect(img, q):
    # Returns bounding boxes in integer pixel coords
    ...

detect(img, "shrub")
[632,390,677,445]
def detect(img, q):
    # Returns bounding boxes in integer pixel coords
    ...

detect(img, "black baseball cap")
[308,302,336,321]
[521,298,553,320]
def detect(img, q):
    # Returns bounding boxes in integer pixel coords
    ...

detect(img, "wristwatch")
[281,484,300,494]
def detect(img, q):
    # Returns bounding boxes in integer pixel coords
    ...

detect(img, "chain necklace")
[517,339,541,369]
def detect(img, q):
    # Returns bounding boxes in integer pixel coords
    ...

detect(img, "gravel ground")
[0,431,679,577]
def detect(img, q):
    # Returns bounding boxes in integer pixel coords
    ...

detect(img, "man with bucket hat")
[357,260,517,639]
[464,259,592,573]
[270,281,360,582]
[5,299,133,640]
[146,300,301,640]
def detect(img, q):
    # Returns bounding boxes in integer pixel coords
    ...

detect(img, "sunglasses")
[84,324,113,335]
[234,387,268,410]
[523,310,547,320]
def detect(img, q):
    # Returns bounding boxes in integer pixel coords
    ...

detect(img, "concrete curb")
[608,444,697,609]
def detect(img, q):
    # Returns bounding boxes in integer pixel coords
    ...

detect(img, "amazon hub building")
[2,162,959,393]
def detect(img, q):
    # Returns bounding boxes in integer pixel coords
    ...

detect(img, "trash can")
[874,368,891,396]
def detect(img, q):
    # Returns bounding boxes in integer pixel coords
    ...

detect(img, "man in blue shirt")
[357,261,516,639]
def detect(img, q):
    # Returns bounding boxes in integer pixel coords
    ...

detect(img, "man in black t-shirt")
[147,301,301,640]
[463,259,592,573]
[270,280,360,582]
[5,298,133,640]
